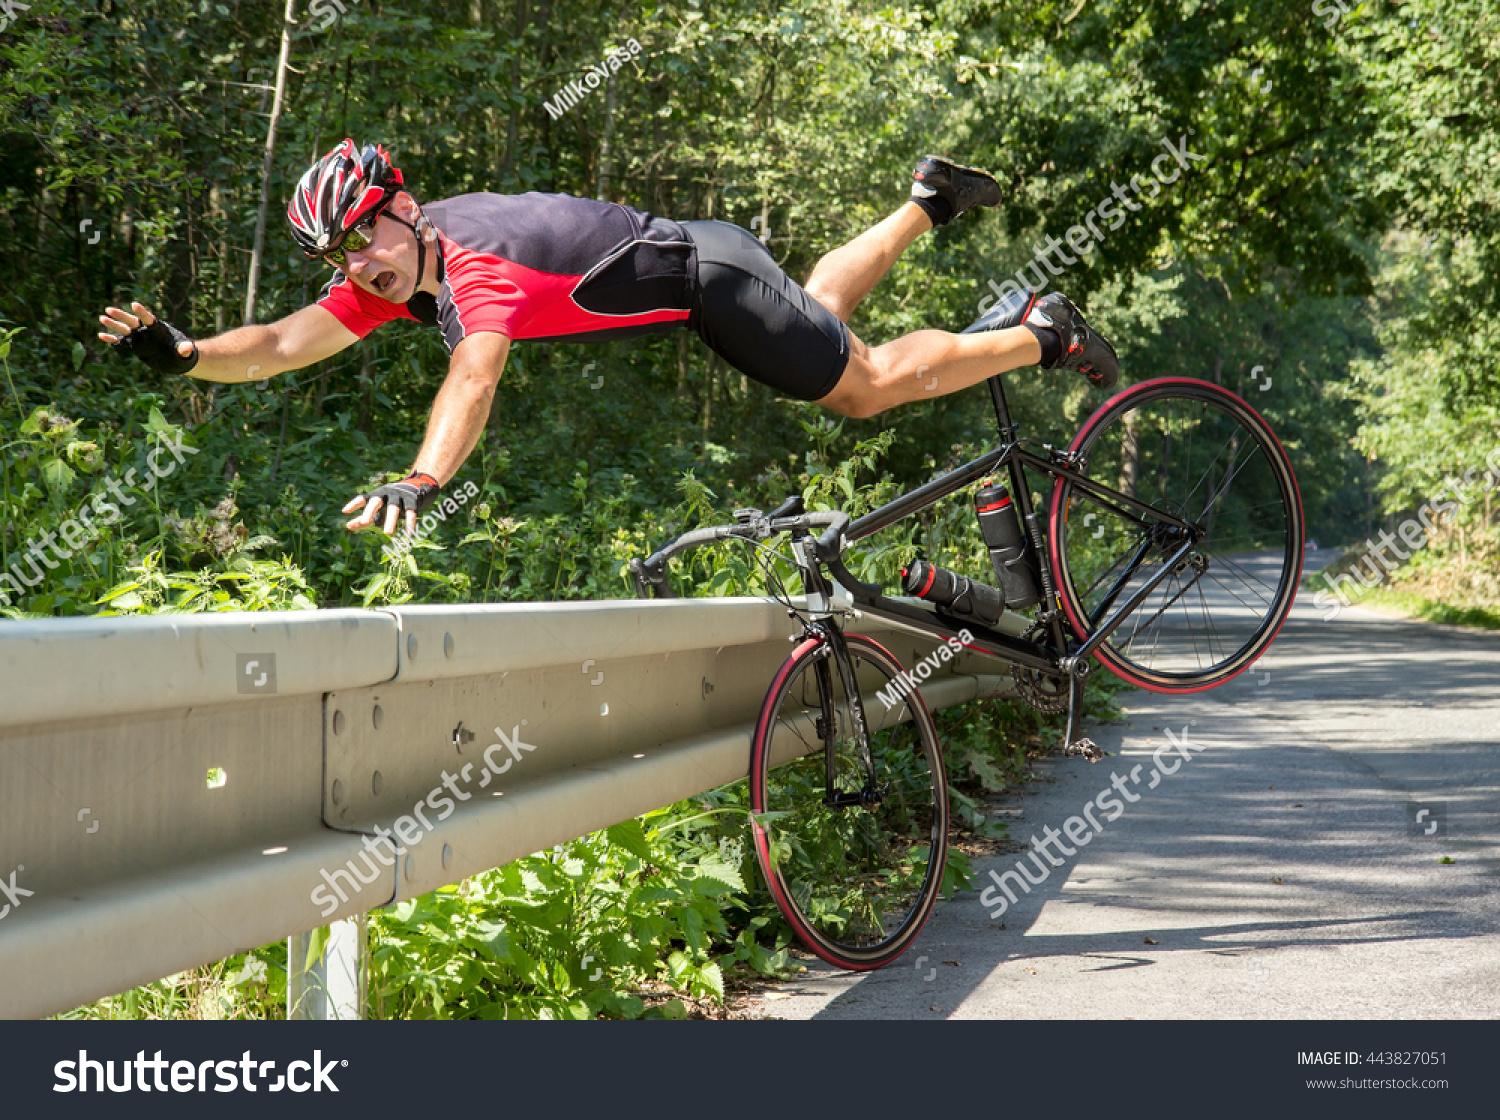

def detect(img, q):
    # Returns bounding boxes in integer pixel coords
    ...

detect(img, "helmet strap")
[381,209,434,293]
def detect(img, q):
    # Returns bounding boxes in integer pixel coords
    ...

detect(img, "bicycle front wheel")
[749,633,948,970]
[1048,378,1304,692]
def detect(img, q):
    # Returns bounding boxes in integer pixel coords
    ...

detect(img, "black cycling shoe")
[911,156,1001,225]
[1027,293,1119,390]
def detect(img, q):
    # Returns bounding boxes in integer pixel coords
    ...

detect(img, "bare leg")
[803,202,932,323]
[818,326,1042,419]
[802,197,1045,417]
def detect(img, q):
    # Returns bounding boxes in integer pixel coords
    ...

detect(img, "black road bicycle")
[632,372,1304,970]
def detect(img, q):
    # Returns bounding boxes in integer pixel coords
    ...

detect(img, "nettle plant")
[366,806,790,1020]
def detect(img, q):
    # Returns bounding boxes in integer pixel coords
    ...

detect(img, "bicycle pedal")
[1063,737,1104,763]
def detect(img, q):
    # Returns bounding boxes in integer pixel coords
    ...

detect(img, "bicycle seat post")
[987,374,1018,442]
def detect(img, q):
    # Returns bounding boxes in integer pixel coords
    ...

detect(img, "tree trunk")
[1119,409,1141,499]
[533,0,555,188]
[701,354,719,449]
[504,0,530,178]
[243,0,297,326]
[211,187,230,336]
[358,345,375,438]
[165,187,196,323]
[675,334,690,447]
[597,66,618,200]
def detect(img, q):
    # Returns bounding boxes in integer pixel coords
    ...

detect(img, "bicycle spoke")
[1175,575,1206,670]
[1196,579,1227,666]
[1212,553,1282,603]
[1206,443,1267,517]
[1204,567,1274,615]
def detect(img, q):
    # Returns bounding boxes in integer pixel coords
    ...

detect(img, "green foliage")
[1354,586,1500,631]
[365,805,784,1020]
[60,946,287,1021]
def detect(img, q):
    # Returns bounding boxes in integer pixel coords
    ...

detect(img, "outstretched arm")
[98,301,358,385]
[342,331,511,535]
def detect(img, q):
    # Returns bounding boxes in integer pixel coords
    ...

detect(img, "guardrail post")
[287,914,366,1020]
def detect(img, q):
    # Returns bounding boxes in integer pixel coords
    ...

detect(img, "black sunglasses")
[321,216,379,269]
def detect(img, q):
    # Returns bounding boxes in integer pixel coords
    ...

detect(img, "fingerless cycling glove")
[117,317,200,376]
[364,472,442,517]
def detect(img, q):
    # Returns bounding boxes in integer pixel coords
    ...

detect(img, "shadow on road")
[771,593,1500,1019]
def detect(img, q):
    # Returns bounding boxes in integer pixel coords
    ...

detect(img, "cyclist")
[99,140,1118,536]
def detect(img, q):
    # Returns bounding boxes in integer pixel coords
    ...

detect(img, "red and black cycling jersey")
[316,192,696,350]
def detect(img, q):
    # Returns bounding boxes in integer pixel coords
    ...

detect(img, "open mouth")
[373,270,398,295]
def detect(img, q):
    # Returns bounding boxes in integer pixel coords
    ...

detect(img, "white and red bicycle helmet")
[287,139,406,257]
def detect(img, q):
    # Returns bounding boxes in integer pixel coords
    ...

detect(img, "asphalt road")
[748,552,1500,1019]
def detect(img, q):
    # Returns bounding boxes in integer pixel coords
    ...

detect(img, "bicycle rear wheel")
[1048,378,1304,692]
[749,632,948,970]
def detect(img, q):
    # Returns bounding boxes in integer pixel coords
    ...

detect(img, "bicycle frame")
[634,371,1210,690]
[806,374,1206,683]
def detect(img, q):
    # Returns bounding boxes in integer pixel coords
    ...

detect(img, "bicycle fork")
[801,630,884,809]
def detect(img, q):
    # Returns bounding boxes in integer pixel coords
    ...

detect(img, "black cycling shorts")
[683,220,850,401]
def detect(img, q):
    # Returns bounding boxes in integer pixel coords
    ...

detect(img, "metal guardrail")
[0,597,1020,1019]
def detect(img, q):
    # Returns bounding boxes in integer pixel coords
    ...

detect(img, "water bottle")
[901,559,1004,629]
[974,482,1040,608]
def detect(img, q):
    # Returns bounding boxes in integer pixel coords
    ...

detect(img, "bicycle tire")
[1048,378,1304,692]
[749,632,948,970]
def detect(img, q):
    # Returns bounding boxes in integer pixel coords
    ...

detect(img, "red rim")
[1047,377,1305,693]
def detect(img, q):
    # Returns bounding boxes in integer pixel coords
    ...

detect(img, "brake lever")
[628,557,677,599]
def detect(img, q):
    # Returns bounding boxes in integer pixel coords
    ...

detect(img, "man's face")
[339,208,418,303]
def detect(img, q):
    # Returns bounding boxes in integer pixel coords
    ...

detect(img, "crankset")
[1012,624,1071,713]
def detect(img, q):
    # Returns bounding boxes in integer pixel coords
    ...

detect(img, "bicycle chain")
[1011,624,1071,713]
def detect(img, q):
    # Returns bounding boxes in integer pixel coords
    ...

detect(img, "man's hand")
[98,302,357,384]
[343,472,442,536]
[341,331,509,541]
[98,302,199,375]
